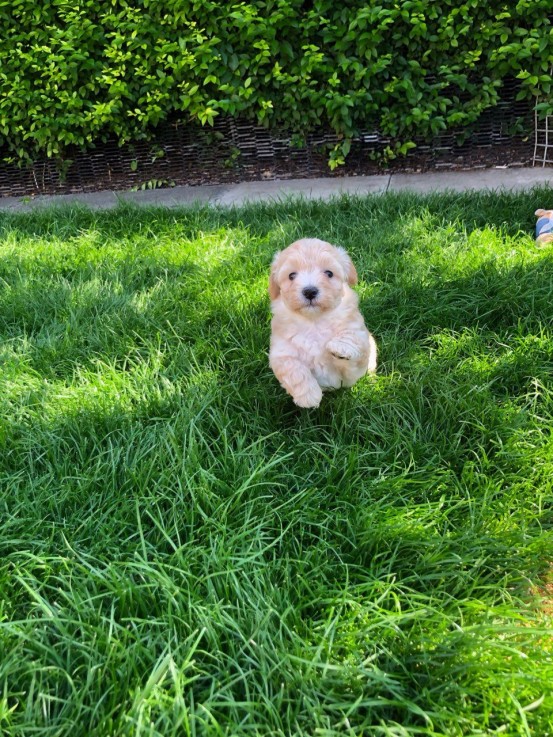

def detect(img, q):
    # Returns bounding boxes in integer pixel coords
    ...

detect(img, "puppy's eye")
[324,270,334,278]
[289,272,297,280]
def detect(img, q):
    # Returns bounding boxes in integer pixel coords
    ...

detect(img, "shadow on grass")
[0,192,552,735]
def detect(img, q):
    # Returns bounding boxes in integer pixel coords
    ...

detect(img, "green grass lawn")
[0,190,552,736]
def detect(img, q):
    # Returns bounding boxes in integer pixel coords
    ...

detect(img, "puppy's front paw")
[327,338,355,361]
[293,383,323,409]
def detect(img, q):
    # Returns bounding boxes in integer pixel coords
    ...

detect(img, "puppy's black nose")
[302,286,319,301]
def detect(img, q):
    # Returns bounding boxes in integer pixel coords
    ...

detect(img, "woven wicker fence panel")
[0,77,533,198]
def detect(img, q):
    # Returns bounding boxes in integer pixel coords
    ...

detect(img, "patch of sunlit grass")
[0,190,552,736]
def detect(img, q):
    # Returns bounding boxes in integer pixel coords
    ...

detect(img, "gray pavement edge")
[0,167,552,212]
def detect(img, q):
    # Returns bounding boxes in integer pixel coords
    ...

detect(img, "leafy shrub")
[0,0,551,166]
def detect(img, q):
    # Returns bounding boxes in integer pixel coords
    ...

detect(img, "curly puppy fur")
[268,238,377,408]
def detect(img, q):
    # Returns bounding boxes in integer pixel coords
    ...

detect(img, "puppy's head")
[269,238,357,313]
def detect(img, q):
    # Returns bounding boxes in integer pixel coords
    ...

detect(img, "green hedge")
[1,0,552,167]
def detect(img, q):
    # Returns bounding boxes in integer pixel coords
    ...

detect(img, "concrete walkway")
[0,167,552,212]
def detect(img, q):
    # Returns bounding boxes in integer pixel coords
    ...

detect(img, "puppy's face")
[269,238,358,313]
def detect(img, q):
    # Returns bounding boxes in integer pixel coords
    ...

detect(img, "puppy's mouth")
[302,298,320,310]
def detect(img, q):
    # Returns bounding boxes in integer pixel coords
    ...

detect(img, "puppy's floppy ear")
[335,246,358,285]
[268,251,282,300]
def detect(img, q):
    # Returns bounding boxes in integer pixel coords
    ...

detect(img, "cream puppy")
[269,238,377,408]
